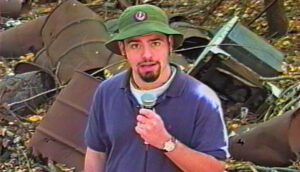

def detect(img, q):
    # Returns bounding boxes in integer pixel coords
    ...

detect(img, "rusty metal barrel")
[33,48,55,71]
[0,0,31,18]
[0,16,46,57]
[28,71,100,171]
[229,108,300,166]
[40,0,120,84]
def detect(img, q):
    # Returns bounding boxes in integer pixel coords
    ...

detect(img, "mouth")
[138,62,159,72]
[139,61,157,67]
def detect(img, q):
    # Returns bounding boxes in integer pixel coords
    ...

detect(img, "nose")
[142,44,153,61]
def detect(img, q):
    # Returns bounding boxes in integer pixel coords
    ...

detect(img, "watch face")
[164,140,176,152]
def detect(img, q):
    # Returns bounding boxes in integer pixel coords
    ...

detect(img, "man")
[84,4,229,172]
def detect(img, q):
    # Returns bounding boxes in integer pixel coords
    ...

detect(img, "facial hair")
[137,62,161,83]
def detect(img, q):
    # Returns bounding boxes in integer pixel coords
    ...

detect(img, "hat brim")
[105,22,184,55]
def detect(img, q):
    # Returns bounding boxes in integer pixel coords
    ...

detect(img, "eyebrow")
[126,38,163,44]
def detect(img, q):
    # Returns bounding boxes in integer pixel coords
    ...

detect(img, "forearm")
[84,148,106,172]
[165,140,225,172]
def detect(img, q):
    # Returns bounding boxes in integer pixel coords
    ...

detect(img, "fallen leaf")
[25,115,43,123]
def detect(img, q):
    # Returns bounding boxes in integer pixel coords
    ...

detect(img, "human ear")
[168,36,174,52]
[118,41,126,57]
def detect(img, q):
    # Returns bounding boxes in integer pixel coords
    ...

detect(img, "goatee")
[141,71,159,82]
[138,62,161,83]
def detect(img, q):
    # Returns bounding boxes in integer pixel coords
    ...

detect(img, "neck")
[132,65,171,90]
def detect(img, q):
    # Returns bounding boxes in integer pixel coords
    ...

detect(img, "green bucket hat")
[105,4,184,55]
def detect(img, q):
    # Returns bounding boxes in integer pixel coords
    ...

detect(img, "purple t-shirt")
[85,69,229,172]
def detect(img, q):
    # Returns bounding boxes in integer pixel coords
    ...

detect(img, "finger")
[135,125,146,135]
[136,114,150,124]
[135,126,149,139]
[138,118,158,129]
[135,126,148,143]
[139,108,156,119]
[138,123,152,131]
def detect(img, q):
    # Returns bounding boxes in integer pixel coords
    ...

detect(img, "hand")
[135,108,172,149]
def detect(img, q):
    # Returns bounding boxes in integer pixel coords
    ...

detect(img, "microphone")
[140,93,157,147]
[141,93,157,109]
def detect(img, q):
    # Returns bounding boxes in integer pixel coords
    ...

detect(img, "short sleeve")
[85,84,108,152]
[191,98,229,160]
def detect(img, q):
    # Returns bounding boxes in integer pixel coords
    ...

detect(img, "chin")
[141,73,160,83]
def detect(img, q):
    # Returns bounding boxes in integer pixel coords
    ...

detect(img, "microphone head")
[141,93,157,109]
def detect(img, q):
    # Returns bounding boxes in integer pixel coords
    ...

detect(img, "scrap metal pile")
[0,0,299,171]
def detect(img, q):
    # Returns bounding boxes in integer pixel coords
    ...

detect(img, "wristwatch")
[162,137,177,152]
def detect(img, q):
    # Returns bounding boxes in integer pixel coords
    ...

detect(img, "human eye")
[151,40,161,47]
[128,42,140,50]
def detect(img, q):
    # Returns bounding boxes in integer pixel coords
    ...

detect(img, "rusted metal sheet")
[14,61,56,81]
[28,71,100,171]
[229,108,300,166]
[34,48,55,71]
[40,0,121,84]
[14,48,54,77]
[171,21,211,64]
[289,108,300,160]
[0,0,31,18]
[0,16,46,57]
